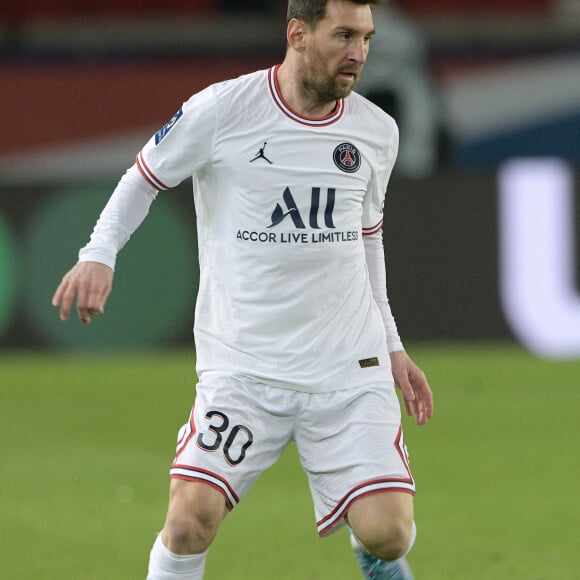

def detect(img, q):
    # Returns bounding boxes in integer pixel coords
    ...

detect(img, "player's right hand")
[52,261,114,325]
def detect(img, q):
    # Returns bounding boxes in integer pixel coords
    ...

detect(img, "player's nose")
[349,38,368,64]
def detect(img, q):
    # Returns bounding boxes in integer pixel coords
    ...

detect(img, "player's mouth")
[337,70,359,82]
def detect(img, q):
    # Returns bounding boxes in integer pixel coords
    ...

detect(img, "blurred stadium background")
[1,1,580,578]
[1,0,580,353]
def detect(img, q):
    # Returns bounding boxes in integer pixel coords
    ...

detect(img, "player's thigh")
[165,477,229,533]
[171,374,299,505]
[347,490,414,536]
[295,383,414,536]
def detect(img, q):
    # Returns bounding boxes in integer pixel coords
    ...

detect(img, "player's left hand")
[389,350,433,425]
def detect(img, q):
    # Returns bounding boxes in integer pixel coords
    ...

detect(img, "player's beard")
[302,72,358,104]
[302,50,362,105]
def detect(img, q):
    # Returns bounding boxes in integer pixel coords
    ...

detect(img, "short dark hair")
[287,0,378,26]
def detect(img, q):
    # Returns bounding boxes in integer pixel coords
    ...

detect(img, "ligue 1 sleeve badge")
[155,107,184,145]
[333,142,361,173]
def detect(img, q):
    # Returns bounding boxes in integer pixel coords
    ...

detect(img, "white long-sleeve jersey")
[80,66,404,392]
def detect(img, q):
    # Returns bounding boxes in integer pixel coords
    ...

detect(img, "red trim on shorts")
[170,464,240,509]
[174,407,197,461]
[395,425,414,481]
[316,476,415,537]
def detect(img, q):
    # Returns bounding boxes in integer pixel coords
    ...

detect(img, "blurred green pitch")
[1,343,579,579]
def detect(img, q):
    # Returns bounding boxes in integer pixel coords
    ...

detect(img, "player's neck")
[276,63,337,119]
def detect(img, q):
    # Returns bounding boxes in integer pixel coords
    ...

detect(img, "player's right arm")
[53,87,217,325]
[52,164,158,324]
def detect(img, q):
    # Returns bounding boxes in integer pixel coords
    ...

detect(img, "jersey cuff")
[78,248,116,271]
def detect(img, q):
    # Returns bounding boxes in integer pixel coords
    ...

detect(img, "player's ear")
[287,18,307,52]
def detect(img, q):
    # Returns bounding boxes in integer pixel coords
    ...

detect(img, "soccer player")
[52,1,434,578]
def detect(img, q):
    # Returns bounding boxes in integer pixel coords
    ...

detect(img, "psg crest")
[333,142,361,173]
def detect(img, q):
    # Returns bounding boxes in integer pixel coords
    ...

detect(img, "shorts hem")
[170,464,239,510]
[316,479,415,537]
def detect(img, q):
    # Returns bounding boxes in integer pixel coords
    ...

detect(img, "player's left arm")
[363,233,433,425]
[362,115,432,424]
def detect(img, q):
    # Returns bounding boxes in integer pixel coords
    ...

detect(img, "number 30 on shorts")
[197,410,254,466]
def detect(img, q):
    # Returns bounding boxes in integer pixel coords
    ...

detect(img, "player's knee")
[360,519,413,562]
[164,484,226,553]
[373,525,411,561]
[164,504,221,553]
[348,492,415,562]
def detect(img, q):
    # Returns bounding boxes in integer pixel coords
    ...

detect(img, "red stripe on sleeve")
[136,151,170,191]
[362,219,383,236]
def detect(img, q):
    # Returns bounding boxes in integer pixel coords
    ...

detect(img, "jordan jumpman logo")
[250,142,273,164]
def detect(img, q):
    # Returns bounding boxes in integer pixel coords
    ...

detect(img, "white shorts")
[169,373,415,537]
